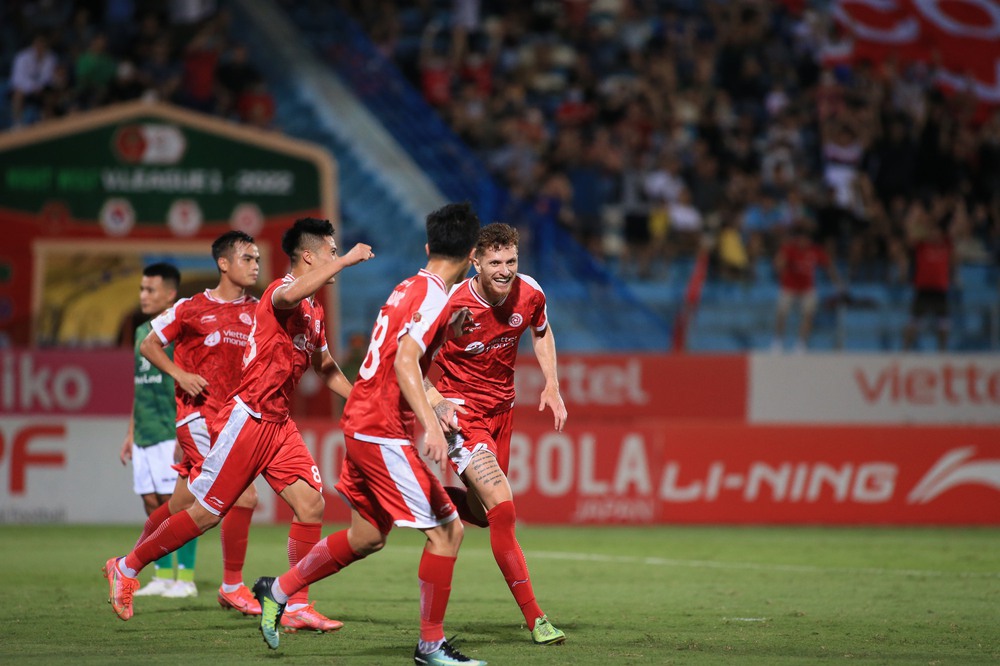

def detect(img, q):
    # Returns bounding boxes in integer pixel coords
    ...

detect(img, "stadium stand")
[4,0,998,352]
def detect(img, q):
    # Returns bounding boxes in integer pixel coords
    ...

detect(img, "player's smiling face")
[474,244,518,303]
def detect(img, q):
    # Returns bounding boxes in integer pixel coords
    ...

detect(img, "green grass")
[1,524,998,664]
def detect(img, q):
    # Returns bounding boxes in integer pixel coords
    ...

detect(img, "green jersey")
[132,320,176,447]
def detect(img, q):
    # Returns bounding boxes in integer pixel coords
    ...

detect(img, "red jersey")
[233,275,328,422]
[341,269,453,444]
[435,274,547,415]
[151,290,257,426]
[778,241,830,292]
[913,240,952,291]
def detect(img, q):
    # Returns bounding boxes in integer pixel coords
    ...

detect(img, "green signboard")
[0,103,328,227]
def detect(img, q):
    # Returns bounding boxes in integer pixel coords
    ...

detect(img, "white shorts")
[132,438,179,495]
[777,288,818,317]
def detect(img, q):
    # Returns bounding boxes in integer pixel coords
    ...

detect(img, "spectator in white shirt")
[9,33,58,127]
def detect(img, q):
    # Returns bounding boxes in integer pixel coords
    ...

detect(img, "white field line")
[394,546,999,579]
[523,549,1000,579]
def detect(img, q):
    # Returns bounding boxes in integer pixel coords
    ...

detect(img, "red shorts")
[447,406,514,476]
[335,434,457,534]
[173,416,212,480]
[189,401,321,516]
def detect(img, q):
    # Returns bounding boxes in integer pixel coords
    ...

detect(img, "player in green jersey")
[118,263,198,597]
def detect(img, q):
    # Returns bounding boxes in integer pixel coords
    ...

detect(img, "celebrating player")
[103,218,373,627]
[427,222,568,644]
[132,231,262,613]
[252,202,489,666]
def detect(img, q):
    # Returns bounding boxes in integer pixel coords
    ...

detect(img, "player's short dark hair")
[426,202,480,259]
[212,230,255,264]
[476,222,519,256]
[143,262,180,289]
[282,217,335,261]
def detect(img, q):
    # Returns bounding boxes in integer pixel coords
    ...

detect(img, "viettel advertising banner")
[511,354,747,422]
[749,353,1000,425]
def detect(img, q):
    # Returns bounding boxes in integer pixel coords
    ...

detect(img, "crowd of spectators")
[4,1,275,131]
[346,0,1000,286]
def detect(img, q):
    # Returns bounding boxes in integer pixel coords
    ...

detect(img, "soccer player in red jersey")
[252,203,489,666]
[426,222,568,645]
[134,231,262,613]
[103,218,374,626]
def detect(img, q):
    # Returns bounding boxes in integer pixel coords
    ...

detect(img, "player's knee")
[297,489,325,523]
[352,532,386,556]
[442,517,465,548]
[237,484,258,509]
[190,505,221,532]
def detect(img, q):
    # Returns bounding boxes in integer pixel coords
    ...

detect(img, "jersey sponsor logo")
[134,374,163,385]
[138,357,151,373]
[222,329,249,346]
[239,313,253,326]
[293,333,316,353]
[204,331,221,347]
[464,341,486,355]
[509,313,523,327]
[314,320,321,334]
[908,447,1000,504]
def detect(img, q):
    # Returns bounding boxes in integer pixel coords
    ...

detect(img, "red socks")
[487,501,543,625]
[418,550,456,643]
[126,510,202,574]
[277,530,364,597]
[220,505,253,586]
[134,501,172,549]
[287,521,321,606]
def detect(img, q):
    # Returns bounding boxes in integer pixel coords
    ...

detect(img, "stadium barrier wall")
[1,350,998,525]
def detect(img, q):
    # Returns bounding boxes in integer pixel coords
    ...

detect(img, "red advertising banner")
[832,0,1000,105]
[511,354,746,422]
[292,419,1000,526]
[0,349,132,416]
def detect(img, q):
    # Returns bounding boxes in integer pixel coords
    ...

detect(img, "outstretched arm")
[140,330,208,398]
[273,243,374,309]
[532,325,567,431]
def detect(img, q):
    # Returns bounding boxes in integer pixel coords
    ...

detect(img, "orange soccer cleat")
[103,557,139,621]
[217,584,262,615]
[279,603,344,633]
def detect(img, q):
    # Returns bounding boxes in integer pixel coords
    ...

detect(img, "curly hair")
[476,222,519,256]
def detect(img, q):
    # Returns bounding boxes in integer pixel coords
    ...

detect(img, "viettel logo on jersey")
[908,447,1000,504]
[112,123,187,165]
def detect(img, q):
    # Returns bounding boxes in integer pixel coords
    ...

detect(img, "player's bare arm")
[140,331,209,398]
[532,325,567,431]
[273,242,374,309]
[120,415,134,465]
[313,348,352,400]
[396,336,448,468]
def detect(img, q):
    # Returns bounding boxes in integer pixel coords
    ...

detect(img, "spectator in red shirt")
[772,220,842,352]
[903,204,954,350]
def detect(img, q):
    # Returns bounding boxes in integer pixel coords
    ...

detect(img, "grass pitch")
[1,524,997,664]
